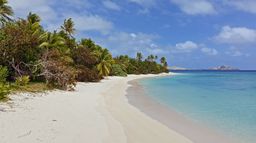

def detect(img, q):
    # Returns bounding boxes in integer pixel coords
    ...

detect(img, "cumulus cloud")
[172,41,218,56]
[70,14,113,34]
[214,26,256,44]
[96,32,161,56]
[170,0,216,15]
[9,0,57,22]
[129,0,156,8]
[174,41,199,52]
[102,1,121,11]
[225,47,249,57]
[9,0,113,33]
[128,0,157,14]
[224,0,256,14]
[201,47,218,55]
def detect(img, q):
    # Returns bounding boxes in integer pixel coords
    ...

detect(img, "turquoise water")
[139,71,256,143]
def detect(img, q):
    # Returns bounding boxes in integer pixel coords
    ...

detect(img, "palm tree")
[27,12,41,24]
[0,0,13,25]
[39,31,67,54]
[160,57,166,65]
[147,54,155,62]
[80,38,95,49]
[26,13,42,36]
[136,52,143,62]
[160,57,168,69]
[154,55,158,60]
[97,49,113,77]
[61,18,75,37]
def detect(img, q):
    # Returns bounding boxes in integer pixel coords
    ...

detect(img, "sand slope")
[0,74,192,143]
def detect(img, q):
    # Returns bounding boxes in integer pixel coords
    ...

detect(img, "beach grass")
[12,82,52,93]
[0,82,52,102]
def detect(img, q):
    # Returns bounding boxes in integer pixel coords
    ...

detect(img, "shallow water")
[139,71,256,143]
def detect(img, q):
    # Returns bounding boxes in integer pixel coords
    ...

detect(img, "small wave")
[169,72,188,76]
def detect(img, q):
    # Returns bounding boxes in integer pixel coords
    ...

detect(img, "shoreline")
[126,77,237,143]
[0,73,238,143]
[0,73,192,143]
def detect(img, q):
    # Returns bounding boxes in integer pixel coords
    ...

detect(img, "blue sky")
[9,0,256,69]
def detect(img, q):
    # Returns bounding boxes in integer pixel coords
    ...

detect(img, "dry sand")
[0,74,193,143]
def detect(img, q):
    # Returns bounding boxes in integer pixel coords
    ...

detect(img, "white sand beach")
[0,74,193,143]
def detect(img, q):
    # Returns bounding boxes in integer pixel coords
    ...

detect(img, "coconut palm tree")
[154,55,158,60]
[147,54,155,62]
[97,49,113,77]
[26,13,42,37]
[0,0,13,25]
[39,31,68,54]
[80,38,95,49]
[160,57,166,65]
[136,52,143,62]
[27,12,41,24]
[61,18,75,37]
[160,57,168,69]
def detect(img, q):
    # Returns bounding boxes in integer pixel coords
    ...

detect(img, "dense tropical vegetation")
[0,0,168,100]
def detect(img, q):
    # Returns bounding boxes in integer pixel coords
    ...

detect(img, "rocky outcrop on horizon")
[209,65,240,70]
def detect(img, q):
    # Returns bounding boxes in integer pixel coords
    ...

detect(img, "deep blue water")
[139,71,256,143]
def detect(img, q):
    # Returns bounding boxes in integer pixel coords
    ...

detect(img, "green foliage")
[0,83,10,101]
[111,64,127,77]
[61,18,75,37]
[0,66,8,82]
[96,49,114,77]
[15,75,30,86]
[76,66,101,82]
[0,66,10,101]
[27,12,41,24]
[0,0,14,25]
[0,18,42,78]
[40,49,77,90]
[115,53,169,75]
[72,44,101,82]
[0,0,169,93]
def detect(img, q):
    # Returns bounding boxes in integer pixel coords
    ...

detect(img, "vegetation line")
[0,0,168,101]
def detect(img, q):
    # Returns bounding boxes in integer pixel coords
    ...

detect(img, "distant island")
[169,65,240,71]
[209,65,240,71]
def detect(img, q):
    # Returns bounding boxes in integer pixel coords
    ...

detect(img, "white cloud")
[129,0,156,8]
[170,0,216,15]
[214,26,256,44]
[9,0,113,33]
[174,41,199,52]
[201,47,218,55]
[225,47,249,57]
[102,1,121,11]
[96,32,160,56]
[9,0,57,22]
[147,48,165,55]
[230,50,243,56]
[130,33,137,38]
[225,0,256,14]
[70,14,113,34]
[172,41,217,56]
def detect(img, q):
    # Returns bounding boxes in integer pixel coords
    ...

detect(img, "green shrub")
[15,76,30,86]
[76,66,101,82]
[0,83,10,101]
[111,64,127,77]
[41,49,77,90]
[0,66,8,83]
[0,66,10,101]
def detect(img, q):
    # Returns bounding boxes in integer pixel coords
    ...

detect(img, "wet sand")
[126,79,237,143]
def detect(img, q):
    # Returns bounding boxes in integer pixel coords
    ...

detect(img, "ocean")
[139,71,256,143]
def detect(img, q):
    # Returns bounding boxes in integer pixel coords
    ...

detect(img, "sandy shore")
[0,74,193,143]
